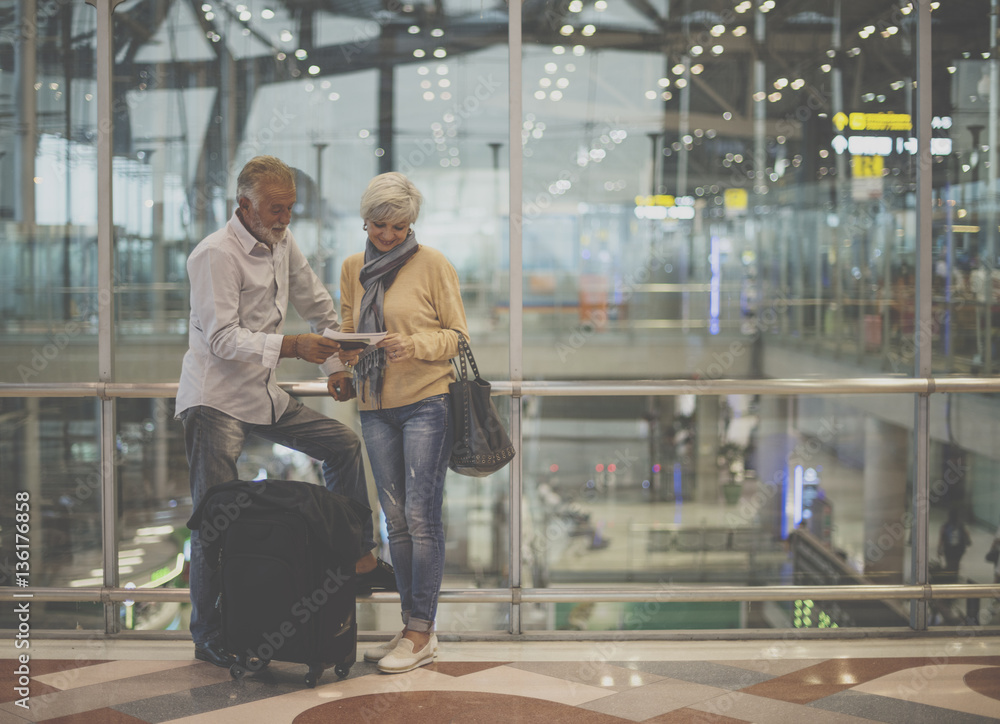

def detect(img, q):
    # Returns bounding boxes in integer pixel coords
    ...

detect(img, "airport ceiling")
[1,0,990,174]
[2,0,985,114]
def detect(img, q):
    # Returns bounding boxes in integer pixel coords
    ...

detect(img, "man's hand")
[327,371,355,401]
[283,333,340,364]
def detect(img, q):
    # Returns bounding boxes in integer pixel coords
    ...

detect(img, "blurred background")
[1,0,999,637]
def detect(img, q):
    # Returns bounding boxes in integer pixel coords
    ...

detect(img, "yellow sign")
[833,112,912,132]
[851,155,884,178]
[634,194,676,207]
[724,188,748,211]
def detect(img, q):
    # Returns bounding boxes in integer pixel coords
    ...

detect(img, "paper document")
[322,329,387,350]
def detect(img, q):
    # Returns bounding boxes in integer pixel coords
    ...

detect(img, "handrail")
[3,583,998,604]
[4,377,1000,399]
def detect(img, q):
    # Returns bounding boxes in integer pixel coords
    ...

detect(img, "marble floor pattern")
[1,637,999,723]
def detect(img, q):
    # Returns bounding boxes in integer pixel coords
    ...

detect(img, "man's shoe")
[377,634,438,674]
[194,640,236,668]
[356,558,398,596]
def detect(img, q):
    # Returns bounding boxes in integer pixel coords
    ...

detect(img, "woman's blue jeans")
[361,394,452,634]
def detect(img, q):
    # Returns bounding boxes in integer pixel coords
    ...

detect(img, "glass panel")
[0,1,98,383]
[361,602,512,636]
[522,393,926,630]
[106,0,512,634]
[928,392,1000,629]
[934,2,998,376]
[0,398,105,629]
[519,2,925,379]
[112,396,511,635]
[109,2,510,383]
[114,398,189,632]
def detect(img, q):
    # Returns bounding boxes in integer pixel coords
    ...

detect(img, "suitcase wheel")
[305,664,324,688]
[334,664,350,680]
[246,656,269,672]
[230,656,268,680]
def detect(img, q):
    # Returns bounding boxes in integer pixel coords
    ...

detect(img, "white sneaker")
[363,630,403,663]
[377,634,438,674]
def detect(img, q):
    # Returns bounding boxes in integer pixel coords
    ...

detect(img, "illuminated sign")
[833,111,912,132]
[634,205,695,220]
[634,195,696,220]
[832,112,951,132]
[724,188,748,209]
[852,155,884,178]
[832,134,953,157]
[635,194,677,207]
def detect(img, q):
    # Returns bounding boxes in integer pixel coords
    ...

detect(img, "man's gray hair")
[236,155,296,204]
[360,172,423,225]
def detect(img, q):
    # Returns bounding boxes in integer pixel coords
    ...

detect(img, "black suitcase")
[188,480,368,687]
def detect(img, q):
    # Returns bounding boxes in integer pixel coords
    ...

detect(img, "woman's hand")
[377,333,415,363]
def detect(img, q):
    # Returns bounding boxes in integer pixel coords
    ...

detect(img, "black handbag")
[448,332,515,477]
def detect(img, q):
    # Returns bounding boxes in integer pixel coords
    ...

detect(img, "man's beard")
[243,206,287,247]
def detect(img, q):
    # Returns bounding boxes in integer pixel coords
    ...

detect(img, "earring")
[363,223,368,230]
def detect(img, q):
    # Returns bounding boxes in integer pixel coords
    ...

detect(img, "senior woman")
[339,172,469,674]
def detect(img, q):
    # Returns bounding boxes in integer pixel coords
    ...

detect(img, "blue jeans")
[361,394,452,634]
[181,399,372,645]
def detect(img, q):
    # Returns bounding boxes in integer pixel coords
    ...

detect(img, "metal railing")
[3,375,1000,638]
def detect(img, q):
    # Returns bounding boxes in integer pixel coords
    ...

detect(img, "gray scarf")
[353,230,419,406]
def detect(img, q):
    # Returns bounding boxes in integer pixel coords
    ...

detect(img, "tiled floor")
[1,636,999,723]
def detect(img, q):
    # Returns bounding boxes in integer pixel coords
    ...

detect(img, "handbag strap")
[452,331,480,382]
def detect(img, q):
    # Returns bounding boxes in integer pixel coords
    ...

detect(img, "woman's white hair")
[360,172,422,225]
